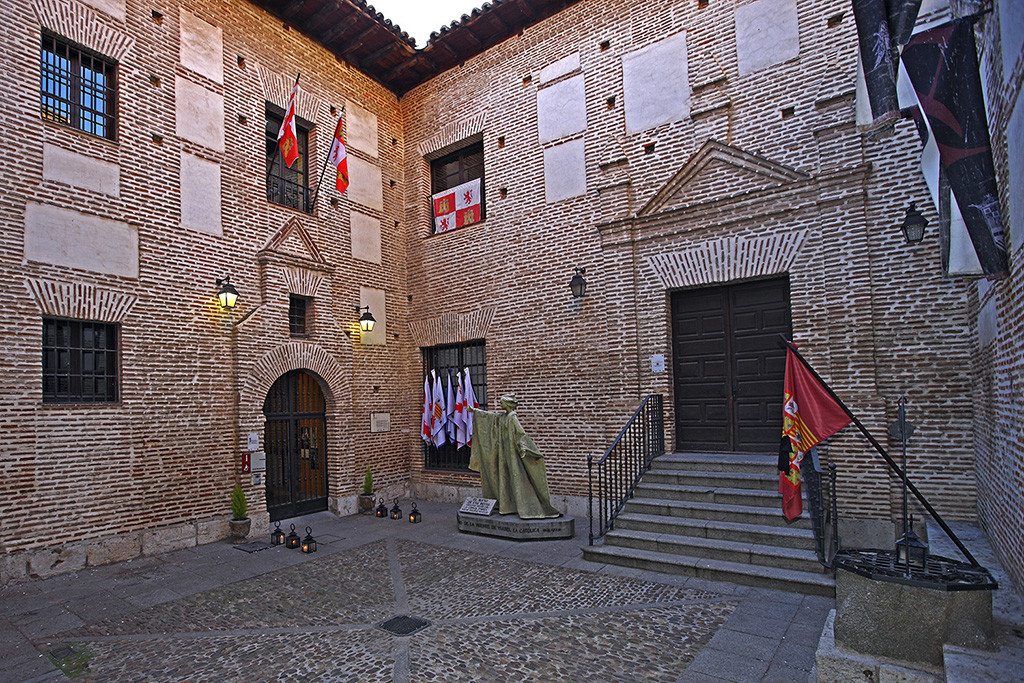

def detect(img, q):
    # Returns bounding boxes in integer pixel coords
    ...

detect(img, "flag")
[454,372,467,449]
[462,368,478,446]
[432,178,481,233]
[779,348,851,520]
[327,115,349,194]
[445,371,457,443]
[852,0,922,124]
[431,370,447,448]
[901,18,1008,278]
[277,76,300,169]
[421,375,432,444]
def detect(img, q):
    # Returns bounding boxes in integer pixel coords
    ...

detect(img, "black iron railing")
[588,394,664,545]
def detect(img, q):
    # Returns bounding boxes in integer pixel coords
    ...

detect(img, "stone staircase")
[583,452,835,596]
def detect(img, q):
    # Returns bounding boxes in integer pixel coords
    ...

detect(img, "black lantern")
[375,497,388,518]
[900,202,929,244]
[569,267,587,298]
[270,521,285,546]
[301,526,317,553]
[216,276,239,309]
[356,305,376,332]
[896,514,929,568]
[390,499,402,520]
[285,523,301,549]
[409,502,421,523]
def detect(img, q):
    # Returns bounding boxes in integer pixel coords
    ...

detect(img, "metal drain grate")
[233,541,271,553]
[377,615,431,636]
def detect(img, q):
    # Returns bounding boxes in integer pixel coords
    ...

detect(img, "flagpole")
[311,106,344,211]
[778,335,980,567]
[266,73,301,188]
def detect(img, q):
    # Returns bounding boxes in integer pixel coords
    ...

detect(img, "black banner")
[852,0,922,122]
[902,18,1009,278]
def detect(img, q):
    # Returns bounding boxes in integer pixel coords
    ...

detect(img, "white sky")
[366,0,485,46]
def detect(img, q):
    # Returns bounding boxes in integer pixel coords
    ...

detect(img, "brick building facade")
[0,0,1019,592]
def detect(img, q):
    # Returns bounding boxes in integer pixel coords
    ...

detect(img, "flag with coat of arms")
[421,375,432,444]
[432,178,481,233]
[431,370,447,447]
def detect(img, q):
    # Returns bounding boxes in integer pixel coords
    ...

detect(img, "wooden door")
[672,277,791,452]
[263,370,328,521]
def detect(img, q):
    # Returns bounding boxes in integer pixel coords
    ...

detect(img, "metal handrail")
[588,394,664,545]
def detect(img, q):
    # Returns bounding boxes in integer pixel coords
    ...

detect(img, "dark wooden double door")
[264,370,328,521]
[672,277,791,453]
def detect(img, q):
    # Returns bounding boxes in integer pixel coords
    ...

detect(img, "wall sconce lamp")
[216,276,239,309]
[356,305,376,332]
[569,267,587,298]
[900,202,929,244]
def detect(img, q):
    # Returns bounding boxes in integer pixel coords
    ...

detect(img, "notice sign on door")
[371,412,391,433]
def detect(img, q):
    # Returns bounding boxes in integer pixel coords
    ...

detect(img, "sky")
[366,0,484,46]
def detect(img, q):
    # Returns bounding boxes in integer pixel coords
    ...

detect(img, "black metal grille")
[422,340,487,470]
[41,34,116,139]
[289,295,309,336]
[834,549,998,591]
[266,108,311,213]
[377,615,430,636]
[42,318,119,404]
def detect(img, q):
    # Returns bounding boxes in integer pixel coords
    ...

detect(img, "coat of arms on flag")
[432,178,482,233]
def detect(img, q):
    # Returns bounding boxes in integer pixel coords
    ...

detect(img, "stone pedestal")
[834,568,993,668]
[457,512,574,540]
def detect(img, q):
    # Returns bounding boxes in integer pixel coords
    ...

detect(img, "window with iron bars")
[42,317,119,404]
[430,140,485,233]
[266,106,311,213]
[289,294,311,337]
[422,340,487,470]
[40,33,117,140]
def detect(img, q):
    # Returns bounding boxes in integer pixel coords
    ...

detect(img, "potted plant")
[229,483,251,541]
[358,466,375,514]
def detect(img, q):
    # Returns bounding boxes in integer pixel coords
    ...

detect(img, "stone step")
[603,528,822,573]
[634,482,780,507]
[653,452,777,475]
[644,468,779,491]
[624,497,812,530]
[581,544,834,596]
[614,512,816,550]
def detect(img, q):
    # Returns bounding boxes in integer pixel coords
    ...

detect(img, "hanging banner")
[432,178,482,233]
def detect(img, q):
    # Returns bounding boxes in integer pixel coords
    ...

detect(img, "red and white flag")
[454,372,468,449]
[432,178,481,233]
[462,368,478,446]
[277,75,300,169]
[445,371,457,443]
[327,115,349,194]
[431,370,447,447]
[421,375,432,444]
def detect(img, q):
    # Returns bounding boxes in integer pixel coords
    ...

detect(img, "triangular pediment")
[638,140,810,217]
[259,217,325,264]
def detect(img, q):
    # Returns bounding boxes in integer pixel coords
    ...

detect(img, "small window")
[289,295,311,336]
[42,318,119,404]
[40,34,117,140]
[430,141,485,233]
[266,106,311,213]
[422,340,487,470]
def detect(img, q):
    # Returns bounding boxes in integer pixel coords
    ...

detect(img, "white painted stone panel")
[537,74,587,143]
[347,156,383,211]
[345,101,378,158]
[622,33,690,134]
[179,10,224,84]
[1009,97,1023,253]
[175,76,225,152]
[1000,0,1024,84]
[43,143,119,197]
[735,0,800,75]
[350,210,381,263]
[180,153,222,236]
[359,286,386,345]
[24,202,138,278]
[539,53,580,84]
[80,0,125,20]
[544,139,586,203]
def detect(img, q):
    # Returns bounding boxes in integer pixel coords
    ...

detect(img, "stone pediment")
[259,216,326,266]
[638,140,809,216]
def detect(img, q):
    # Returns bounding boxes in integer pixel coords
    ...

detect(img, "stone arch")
[243,342,347,412]
[645,231,808,290]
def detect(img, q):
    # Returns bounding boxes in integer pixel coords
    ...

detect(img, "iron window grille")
[40,33,117,140]
[289,295,311,337]
[430,140,485,233]
[266,106,312,213]
[42,318,119,404]
[422,340,487,471]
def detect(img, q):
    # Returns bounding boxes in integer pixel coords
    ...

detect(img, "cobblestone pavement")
[1,502,835,682]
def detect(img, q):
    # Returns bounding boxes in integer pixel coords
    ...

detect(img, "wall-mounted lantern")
[900,203,928,244]
[569,267,587,298]
[216,276,239,309]
[356,305,376,332]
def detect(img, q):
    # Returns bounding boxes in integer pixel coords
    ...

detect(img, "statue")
[467,394,561,519]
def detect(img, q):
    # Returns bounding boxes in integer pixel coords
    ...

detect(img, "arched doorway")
[263,370,328,520]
